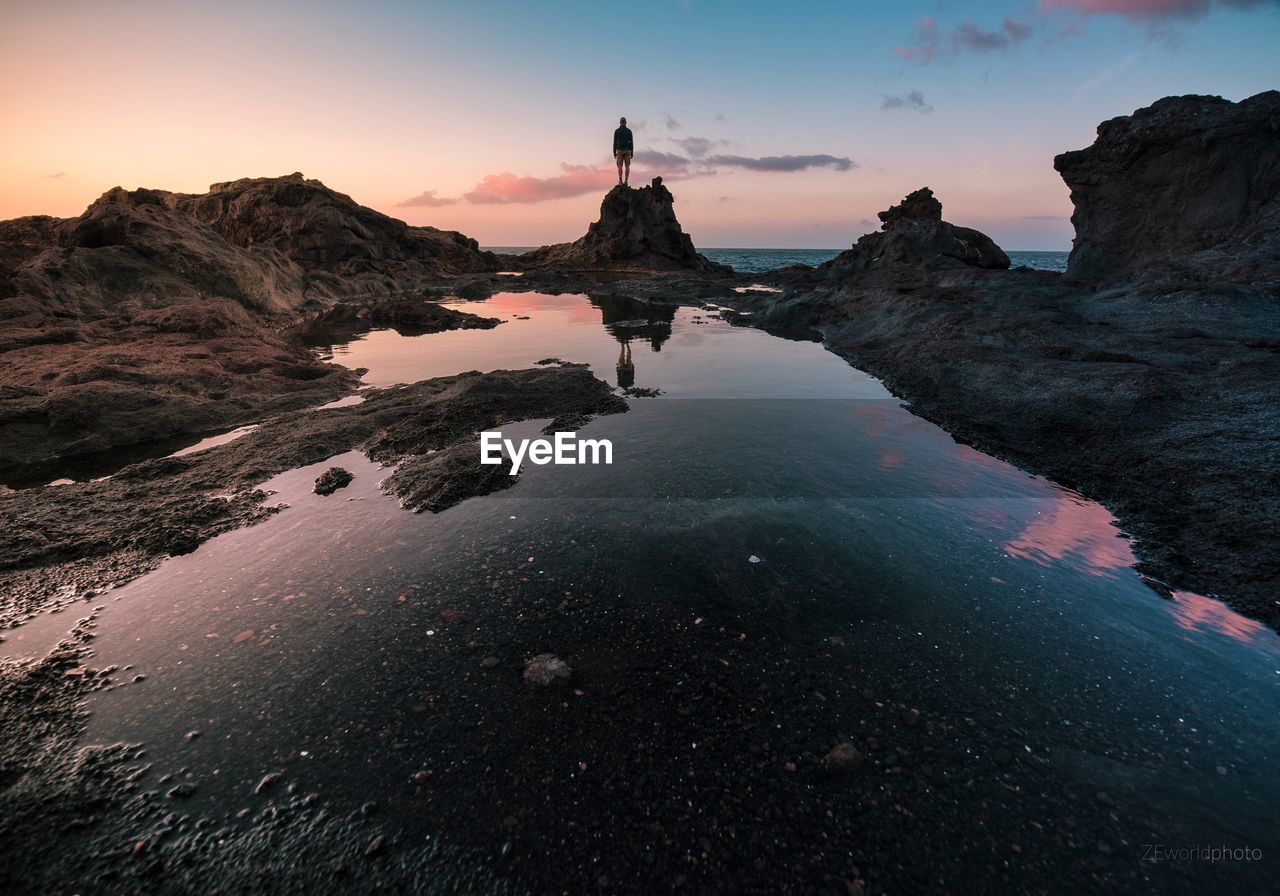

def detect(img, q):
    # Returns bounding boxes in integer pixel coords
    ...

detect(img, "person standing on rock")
[613,117,633,186]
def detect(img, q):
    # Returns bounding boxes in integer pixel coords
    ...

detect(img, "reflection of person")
[613,116,633,185]
[616,339,635,388]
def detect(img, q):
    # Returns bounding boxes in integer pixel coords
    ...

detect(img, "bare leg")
[623,156,630,184]
[616,154,623,184]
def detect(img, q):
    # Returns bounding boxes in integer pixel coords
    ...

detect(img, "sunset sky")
[3,1,1277,249]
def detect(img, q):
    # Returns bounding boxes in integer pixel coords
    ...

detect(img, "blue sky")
[3,0,1278,248]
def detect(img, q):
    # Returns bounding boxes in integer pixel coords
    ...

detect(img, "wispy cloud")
[1041,0,1271,24]
[896,16,1033,63]
[674,135,721,157]
[43,171,67,179]
[881,89,933,113]
[395,189,458,207]
[704,153,855,172]
[634,150,696,170]
[400,145,855,207]
[663,112,681,131]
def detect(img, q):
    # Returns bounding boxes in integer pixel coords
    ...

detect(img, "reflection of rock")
[298,297,501,342]
[590,294,675,352]
[313,467,353,496]
[1054,92,1280,284]
[519,179,732,276]
[817,188,1009,283]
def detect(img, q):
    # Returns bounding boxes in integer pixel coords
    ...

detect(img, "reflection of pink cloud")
[879,449,904,471]
[1003,495,1133,577]
[1166,590,1269,645]
[1041,0,1267,23]
[463,164,617,204]
[473,291,598,323]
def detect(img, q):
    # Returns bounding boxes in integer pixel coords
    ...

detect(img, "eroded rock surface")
[1054,91,1280,284]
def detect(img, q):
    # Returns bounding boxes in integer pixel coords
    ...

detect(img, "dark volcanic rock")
[313,466,354,496]
[815,187,1009,283]
[519,178,732,276]
[1055,91,1280,284]
[177,173,498,288]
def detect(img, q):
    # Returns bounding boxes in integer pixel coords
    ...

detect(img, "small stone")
[314,467,354,496]
[366,834,388,857]
[822,742,864,774]
[167,782,197,799]
[412,770,431,786]
[360,801,378,816]
[184,730,200,742]
[439,608,471,624]
[480,656,500,669]
[523,654,572,686]
[254,771,284,795]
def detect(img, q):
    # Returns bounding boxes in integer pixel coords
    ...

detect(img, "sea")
[486,247,1070,274]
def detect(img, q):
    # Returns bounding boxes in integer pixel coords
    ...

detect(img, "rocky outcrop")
[815,188,1009,283]
[1054,91,1280,284]
[0,187,306,321]
[177,173,497,285]
[0,175,503,469]
[520,179,731,276]
[0,174,498,326]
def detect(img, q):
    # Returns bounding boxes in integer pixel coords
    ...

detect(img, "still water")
[19,290,1275,889]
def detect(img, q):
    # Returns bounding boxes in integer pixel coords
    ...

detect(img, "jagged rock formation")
[0,173,498,326]
[1054,91,1280,284]
[816,188,1009,283]
[520,178,731,276]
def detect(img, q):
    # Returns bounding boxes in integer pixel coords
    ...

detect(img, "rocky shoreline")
[0,89,1276,896]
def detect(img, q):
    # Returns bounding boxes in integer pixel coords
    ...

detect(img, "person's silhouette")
[616,339,635,388]
[613,117,634,185]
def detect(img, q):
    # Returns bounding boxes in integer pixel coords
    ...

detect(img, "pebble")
[822,742,864,774]
[523,654,572,686]
[366,833,388,857]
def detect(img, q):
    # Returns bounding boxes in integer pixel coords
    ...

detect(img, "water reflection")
[1167,590,1271,646]
[1002,492,1134,579]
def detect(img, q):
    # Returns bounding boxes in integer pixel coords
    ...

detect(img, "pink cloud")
[1040,0,1269,22]
[462,163,617,204]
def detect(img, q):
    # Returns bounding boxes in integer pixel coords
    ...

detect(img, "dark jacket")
[613,126,634,153]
